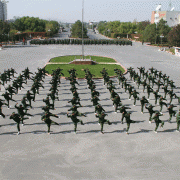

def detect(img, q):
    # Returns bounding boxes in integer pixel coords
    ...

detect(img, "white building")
[0,0,8,21]
[151,5,180,27]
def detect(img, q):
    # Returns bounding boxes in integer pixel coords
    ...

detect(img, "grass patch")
[166,48,175,55]
[45,64,125,78]
[50,55,116,63]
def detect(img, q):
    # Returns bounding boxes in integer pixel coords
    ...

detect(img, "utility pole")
[82,0,84,60]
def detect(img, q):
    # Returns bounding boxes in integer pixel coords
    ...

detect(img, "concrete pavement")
[0,42,180,180]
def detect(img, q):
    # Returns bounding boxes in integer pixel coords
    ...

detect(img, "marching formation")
[0,66,180,135]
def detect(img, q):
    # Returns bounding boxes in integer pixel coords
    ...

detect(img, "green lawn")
[45,64,125,78]
[50,55,116,63]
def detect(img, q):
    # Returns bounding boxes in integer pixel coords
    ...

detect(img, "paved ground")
[0,41,180,180]
[87,29,110,40]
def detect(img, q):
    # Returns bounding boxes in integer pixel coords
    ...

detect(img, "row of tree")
[0,16,60,44]
[97,19,180,47]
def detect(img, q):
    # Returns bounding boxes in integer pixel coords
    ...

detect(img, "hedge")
[30,39,132,46]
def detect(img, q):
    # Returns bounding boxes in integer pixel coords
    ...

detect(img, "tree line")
[97,20,180,47]
[0,16,60,44]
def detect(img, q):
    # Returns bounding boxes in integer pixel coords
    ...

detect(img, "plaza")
[0,39,180,179]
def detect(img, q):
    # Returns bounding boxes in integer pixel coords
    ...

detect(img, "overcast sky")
[7,0,180,23]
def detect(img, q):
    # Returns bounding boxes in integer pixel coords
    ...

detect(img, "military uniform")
[125,112,136,134]
[159,96,167,112]
[67,112,84,133]
[119,105,131,124]
[145,104,156,122]
[176,110,180,132]
[150,112,164,133]
[10,112,21,135]
[95,112,111,134]
[167,104,177,122]
[140,96,149,113]
[42,113,59,134]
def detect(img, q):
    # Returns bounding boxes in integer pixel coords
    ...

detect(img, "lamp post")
[160,34,164,50]
[82,0,84,60]
[17,31,21,43]
[48,29,51,37]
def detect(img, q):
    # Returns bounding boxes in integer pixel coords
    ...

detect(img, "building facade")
[0,0,7,21]
[151,10,180,27]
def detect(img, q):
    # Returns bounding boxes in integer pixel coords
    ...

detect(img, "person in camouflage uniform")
[42,113,59,134]
[167,104,177,122]
[140,96,149,114]
[131,90,139,106]
[15,103,33,125]
[95,112,112,134]
[112,95,122,112]
[159,96,167,112]
[68,105,86,117]
[153,90,161,106]
[67,112,84,134]
[9,112,21,135]
[150,111,164,133]
[0,99,6,118]
[95,104,105,115]
[162,85,169,99]
[119,105,131,124]
[176,110,180,132]
[2,91,16,108]
[145,104,156,122]
[125,112,136,135]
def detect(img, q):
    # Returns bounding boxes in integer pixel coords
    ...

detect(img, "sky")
[7,0,180,23]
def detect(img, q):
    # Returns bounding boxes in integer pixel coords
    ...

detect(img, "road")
[87,29,110,40]
[51,28,110,40]
[52,28,71,40]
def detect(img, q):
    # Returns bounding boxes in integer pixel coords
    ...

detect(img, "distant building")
[151,4,180,27]
[0,0,8,21]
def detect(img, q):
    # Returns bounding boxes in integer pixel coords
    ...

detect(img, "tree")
[71,20,87,38]
[9,29,18,44]
[156,19,171,43]
[97,21,107,34]
[136,20,150,34]
[143,23,157,44]
[0,20,10,43]
[14,16,46,32]
[168,24,180,47]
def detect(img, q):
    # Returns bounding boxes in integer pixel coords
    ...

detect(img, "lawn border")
[43,55,127,79]
[48,55,117,63]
